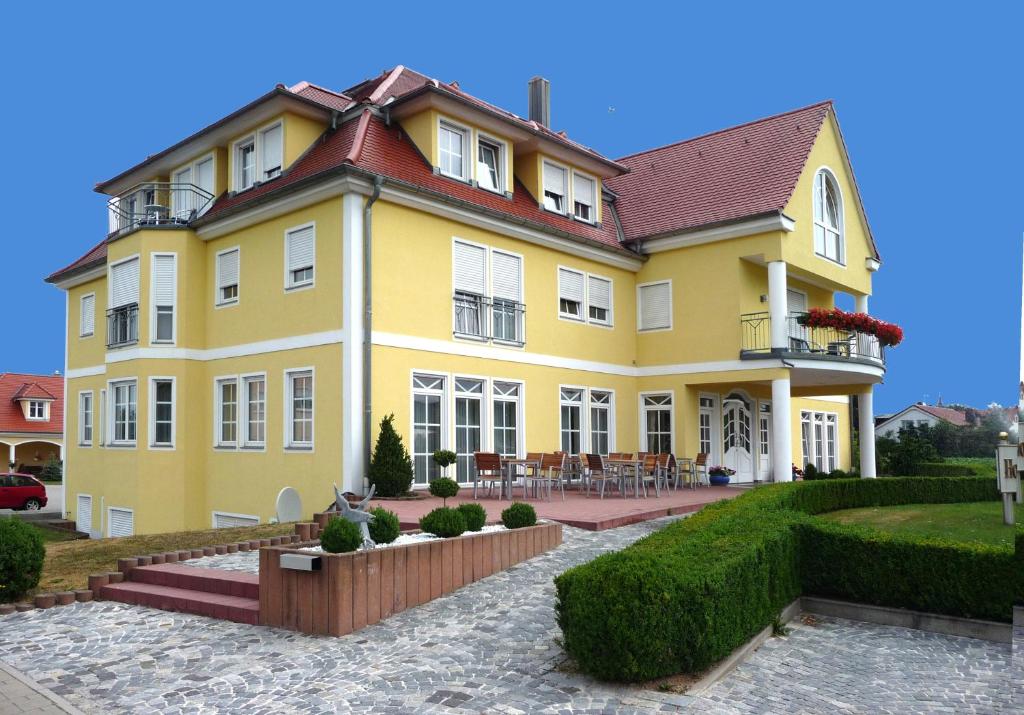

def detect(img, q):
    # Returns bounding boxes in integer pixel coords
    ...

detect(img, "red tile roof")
[205,111,627,252]
[915,404,969,426]
[46,238,107,283]
[287,81,354,112]
[0,373,64,435]
[607,101,833,241]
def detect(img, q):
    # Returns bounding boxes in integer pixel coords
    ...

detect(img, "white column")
[859,389,877,478]
[768,261,788,351]
[771,377,793,482]
[342,193,366,494]
[7,443,15,469]
[854,294,870,358]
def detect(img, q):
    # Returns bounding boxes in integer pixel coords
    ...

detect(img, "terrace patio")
[373,485,742,531]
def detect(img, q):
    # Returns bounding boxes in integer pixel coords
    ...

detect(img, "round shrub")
[367,507,401,545]
[457,502,487,532]
[501,502,537,529]
[419,507,467,538]
[428,477,460,505]
[0,519,45,602]
[320,517,362,553]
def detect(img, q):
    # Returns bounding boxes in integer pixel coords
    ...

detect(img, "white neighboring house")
[875,403,968,439]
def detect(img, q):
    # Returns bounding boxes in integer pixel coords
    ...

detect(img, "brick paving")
[0,517,1018,713]
[0,661,81,714]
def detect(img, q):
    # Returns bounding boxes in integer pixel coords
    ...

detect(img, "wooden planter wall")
[258,521,562,636]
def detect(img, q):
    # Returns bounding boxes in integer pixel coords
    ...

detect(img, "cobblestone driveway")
[0,518,1018,713]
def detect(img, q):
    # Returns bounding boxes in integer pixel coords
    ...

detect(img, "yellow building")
[48,67,890,536]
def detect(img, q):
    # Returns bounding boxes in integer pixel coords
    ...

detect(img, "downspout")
[363,177,384,484]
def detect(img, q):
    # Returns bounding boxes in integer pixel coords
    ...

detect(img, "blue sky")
[1,2,1019,414]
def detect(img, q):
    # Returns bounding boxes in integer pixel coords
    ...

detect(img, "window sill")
[285,282,315,293]
[150,340,175,346]
[214,444,237,451]
[79,333,94,339]
[436,168,473,185]
[106,341,139,350]
[492,339,525,349]
[558,313,585,323]
[215,300,239,309]
[572,214,596,226]
[814,253,847,268]
[107,443,136,449]
[240,444,266,451]
[453,332,489,343]
[541,205,569,218]
[149,444,174,450]
[285,445,313,452]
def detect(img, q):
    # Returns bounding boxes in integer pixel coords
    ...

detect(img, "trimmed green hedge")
[554,476,1010,682]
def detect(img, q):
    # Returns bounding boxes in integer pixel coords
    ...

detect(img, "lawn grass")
[28,523,81,544]
[943,457,996,477]
[37,522,296,594]
[821,501,1021,547]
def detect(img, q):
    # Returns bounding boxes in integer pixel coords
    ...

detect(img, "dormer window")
[439,121,468,180]
[573,172,596,223]
[477,138,503,193]
[542,161,567,213]
[237,139,256,190]
[233,120,283,192]
[813,168,844,264]
[28,401,46,420]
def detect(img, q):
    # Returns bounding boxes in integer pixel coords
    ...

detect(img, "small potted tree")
[707,466,735,486]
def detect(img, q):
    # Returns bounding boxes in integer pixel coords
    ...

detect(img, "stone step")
[99,581,258,625]
[130,564,258,600]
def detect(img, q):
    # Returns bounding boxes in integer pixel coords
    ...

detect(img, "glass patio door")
[455,378,483,484]
[412,374,444,485]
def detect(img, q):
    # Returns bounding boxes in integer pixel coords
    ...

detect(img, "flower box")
[258,521,562,636]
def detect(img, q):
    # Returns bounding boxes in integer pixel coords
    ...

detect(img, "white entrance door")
[722,394,754,483]
[757,402,772,481]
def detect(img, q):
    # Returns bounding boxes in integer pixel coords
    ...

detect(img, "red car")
[0,472,48,511]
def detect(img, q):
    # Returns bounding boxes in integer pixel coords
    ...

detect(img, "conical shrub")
[368,413,414,497]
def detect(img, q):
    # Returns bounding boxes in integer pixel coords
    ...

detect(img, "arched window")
[813,169,844,264]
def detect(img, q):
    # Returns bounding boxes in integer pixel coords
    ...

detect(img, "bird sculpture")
[333,483,377,548]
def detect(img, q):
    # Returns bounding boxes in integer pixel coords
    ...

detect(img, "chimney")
[528,76,550,126]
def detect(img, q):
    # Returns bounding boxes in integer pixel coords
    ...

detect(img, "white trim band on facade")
[103,329,346,364]
[640,213,796,254]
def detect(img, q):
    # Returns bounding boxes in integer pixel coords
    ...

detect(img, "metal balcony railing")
[453,293,525,346]
[106,304,138,348]
[107,182,215,234]
[740,311,884,365]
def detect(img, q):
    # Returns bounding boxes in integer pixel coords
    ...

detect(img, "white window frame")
[450,238,525,347]
[571,169,598,224]
[284,368,314,451]
[241,373,267,450]
[588,389,615,457]
[108,378,138,447]
[215,246,240,307]
[637,279,673,332]
[558,385,616,456]
[170,151,216,218]
[453,376,486,485]
[232,118,284,192]
[491,378,525,461]
[698,393,721,463]
[214,376,239,448]
[475,133,508,194]
[148,377,176,450]
[78,390,93,446]
[150,252,177,346]
[79,293,95,338]
[557,266,585,322]
[559,386,585,456]
[639,391,675,455]
[212,511,260,529]
[283,222,316,291]
[812,166,846,266]
[438,118,471,182]
[586,273,614,327]
[27,401,46,420]
[411,371,448,484]
[106,506,134,538]
[801,410,840,471]
[541,159,569,214]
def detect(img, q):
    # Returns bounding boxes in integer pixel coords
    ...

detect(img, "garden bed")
[555,476,1014,682]
[259,520,562,636]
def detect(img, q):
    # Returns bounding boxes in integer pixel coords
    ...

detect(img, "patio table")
[502,457,542,500]
[606,458,644,498]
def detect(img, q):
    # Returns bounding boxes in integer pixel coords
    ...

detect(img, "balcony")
[108,182,215,235]
[107,304,138,349]
[741,311,885,367]
[453,293,525,346]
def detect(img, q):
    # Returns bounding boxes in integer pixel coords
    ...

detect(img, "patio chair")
[656,453,677,492]
[638,453,661,498]
[609,452,633,461]
[526,452,566,501]
[473,452,504,499]
[584,454,620,499]
[675,456,697,490]
[694,453,710,487]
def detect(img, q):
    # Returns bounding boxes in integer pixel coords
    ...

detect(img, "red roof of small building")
[608,102,832,241]
[914,404,969,426]
[0,373,64,435]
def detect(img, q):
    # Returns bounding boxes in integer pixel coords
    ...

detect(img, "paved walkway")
[0,661,81,714]
[0,517,1018,713]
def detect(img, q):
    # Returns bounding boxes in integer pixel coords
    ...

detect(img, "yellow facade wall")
[782,114,875,296]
